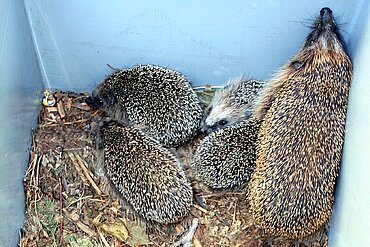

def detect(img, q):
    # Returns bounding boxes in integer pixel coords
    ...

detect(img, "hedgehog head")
[200,77,261,134]
[200,102,251,134]
[290,7,347,72]
[86,82,127,121]
[86,82,116,108]
[303,7,343,52]
[286,7,351,87]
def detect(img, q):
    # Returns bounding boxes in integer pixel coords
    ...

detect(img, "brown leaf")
[93,214,129,242]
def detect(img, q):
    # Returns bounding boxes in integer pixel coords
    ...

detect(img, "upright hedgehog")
[249,8,353,238]
[200,76,264,134]
[96,119,193,224]
[191,117,260,189]
[86,64,203,147]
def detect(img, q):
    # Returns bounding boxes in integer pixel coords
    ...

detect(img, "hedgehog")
[86,64,203,147]
[95,119,193,224]
[191,117,260,189]
[200,76,264,134]
[248,7,353,238]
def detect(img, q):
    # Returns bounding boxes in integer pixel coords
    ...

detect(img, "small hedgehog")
[191,117,260,189]
[95,119,193,224]
[249,8,353,238]
[200,76,264,134]
[86,64,203,147]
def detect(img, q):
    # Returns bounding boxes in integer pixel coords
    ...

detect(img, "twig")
[107,64,120,71]
[193,204,208,214]
[171,218,199,247]
[193,85,223,90]
[42,119,89,127]
[232,202,237,225]
[67,195,93,208]
[59,177,63,245]
[74,153,103,195]
[57,100,66,119]
[68,153,88,185]
[98,231,110,247]
[35,155,42,187]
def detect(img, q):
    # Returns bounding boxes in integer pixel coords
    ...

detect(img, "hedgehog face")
[304,7,342,52]
[86,83,117,109]
[200,77,263,134]
[200,103,249,134]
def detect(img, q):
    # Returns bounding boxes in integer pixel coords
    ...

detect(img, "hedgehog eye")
[218,120,228,126]
[206,107,213,114]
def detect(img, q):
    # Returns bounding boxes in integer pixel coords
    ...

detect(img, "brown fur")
[249,8,353,238]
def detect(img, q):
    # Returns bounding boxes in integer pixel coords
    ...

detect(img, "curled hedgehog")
[86,64,203,147]
[95,119,193,224]
[249,7,353,238]
[191,117,260,189]
[200,76,264,134]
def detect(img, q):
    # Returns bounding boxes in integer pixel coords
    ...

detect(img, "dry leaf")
[92,214,129,242]
[125,220,151,246]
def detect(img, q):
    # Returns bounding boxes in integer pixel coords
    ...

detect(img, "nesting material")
[20,90,328,246]
[191,118,260,189]
[86,64,203,147]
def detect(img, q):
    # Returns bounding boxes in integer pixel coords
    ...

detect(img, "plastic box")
[0,1,368,246]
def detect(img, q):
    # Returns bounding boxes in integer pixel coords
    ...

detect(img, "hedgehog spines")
[87,64,203,147]
[95,119,193,224]
[249,7,353,239]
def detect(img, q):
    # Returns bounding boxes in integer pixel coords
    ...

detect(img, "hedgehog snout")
[85,96,103,109]
[320,7,334,29]
[199,124,218,134]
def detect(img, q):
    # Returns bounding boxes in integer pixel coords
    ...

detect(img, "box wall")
[0,1,44,246]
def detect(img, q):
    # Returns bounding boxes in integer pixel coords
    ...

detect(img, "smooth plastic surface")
[0,0,368,246]
[24,0,364,91]
[0,1,43,246]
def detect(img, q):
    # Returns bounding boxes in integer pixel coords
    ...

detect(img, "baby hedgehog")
[249,8,353,238]
[96,119,193,224]
[200,76,264,134]
[86,64,203,147]
[191,117,260,189]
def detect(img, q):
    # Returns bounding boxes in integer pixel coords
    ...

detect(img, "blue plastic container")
[0,1,368,246]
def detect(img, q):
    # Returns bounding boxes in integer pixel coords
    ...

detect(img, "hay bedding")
[20,90,328,247]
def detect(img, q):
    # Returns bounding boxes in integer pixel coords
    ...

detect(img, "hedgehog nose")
[85,96,93,105]
[320,7,333,22]
[85,96,102,108]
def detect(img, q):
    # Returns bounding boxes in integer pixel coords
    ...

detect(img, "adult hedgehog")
[86,64,203,147]
[249,7,352,239]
